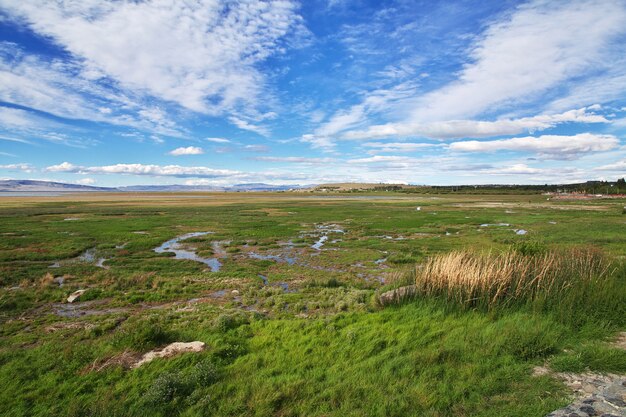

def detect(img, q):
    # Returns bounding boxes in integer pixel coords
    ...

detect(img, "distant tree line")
[316,179,626,195]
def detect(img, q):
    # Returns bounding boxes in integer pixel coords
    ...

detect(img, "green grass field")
[0,192,624,416]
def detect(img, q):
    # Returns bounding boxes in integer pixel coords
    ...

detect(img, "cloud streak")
[45,162,240,178]
[449,133,619,159]
[344,107,609,141]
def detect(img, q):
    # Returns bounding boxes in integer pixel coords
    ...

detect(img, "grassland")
[0,192,624,416]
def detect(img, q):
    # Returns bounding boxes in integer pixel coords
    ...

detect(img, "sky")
[0,0,626,187]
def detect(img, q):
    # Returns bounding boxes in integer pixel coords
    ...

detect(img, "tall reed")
[410,247,624,325]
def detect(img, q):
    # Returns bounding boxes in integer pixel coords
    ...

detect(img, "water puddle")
[311,235,328,250]
[154,232,222,272]
[310,224,345,250]
[258,274,294,292]
[49,248,109,269]
[249,252,297,265]
[78,248,109,269]
[51,301,128,318]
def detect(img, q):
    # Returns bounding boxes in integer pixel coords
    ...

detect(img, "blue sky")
[0,0,625,187]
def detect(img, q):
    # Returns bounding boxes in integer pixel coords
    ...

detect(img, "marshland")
[0,191,624,416]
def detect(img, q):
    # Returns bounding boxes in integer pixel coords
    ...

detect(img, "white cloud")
[75,178,96,185]
[205,137,230,143]
[344,107,608,141]
[168,146,204,156]
[0,163,35,173]
[407,0,626,122]
[243,144,270,153]
[362,142,439,153]
[253,156,335,164]
[594,160,626,171]
[482,164,545,175]
[449,133,619,159]
[0,0,306,131]
[0,134,32,145]
[304,81,420,149]
[0,45,183,136]
[304,0,626,150]
[346,155,429,170]
[228,117,270,136]
[45,162,240,178]
[0,106,41,128]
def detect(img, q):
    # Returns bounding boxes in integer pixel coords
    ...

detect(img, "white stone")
[132,341,205,368]
[67,289,86,303]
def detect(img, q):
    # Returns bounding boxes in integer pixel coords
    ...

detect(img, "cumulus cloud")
[45,162,240,178]
[168,146,204,156]
[449,133,619,159]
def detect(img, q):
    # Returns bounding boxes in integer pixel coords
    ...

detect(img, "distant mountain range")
[0,180,306,192]
[0,180,115,192]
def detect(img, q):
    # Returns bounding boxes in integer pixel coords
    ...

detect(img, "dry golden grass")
[413,247,613,310]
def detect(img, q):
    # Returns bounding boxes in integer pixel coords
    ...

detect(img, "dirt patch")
[45,321,95,333]
[84,350,140,373]
[612,332,626,350]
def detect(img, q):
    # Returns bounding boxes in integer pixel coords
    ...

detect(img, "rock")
[582,384,596,394]
[378,285,417,306]
[231,290,240,296]
[67,289,86,303]
[605,396,626,407]
[537,368,626,417]
[132,341,205,369]
[578,405,595,415]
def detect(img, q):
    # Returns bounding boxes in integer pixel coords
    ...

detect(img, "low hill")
[0,180,116,192]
